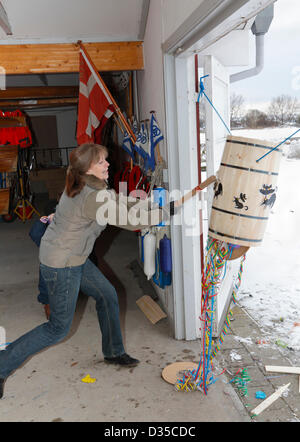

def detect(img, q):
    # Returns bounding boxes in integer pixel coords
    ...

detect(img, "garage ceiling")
[0,0,149,90]
[0,0,149,43]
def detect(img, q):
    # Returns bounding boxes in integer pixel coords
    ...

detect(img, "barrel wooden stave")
[209,135,281,247]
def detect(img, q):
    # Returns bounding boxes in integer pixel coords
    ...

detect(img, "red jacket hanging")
[0,110,32,148]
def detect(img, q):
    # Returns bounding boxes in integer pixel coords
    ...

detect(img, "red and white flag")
[76,49,115,145]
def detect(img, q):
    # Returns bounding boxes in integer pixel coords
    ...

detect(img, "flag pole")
[150,110,163,163]
[77,41,136,145]
[113,114,124,135]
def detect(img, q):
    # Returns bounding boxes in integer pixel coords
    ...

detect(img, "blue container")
[153,187,166,226]
[159,234,172,273]
[152,248,172,288]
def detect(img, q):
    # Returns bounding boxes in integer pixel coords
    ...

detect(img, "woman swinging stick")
[0,143,170,399]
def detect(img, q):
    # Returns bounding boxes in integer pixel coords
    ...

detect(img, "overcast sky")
[231,0,300,111]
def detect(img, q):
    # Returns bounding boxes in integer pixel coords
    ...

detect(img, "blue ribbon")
[256,127,300,163]
[197,75,232,136]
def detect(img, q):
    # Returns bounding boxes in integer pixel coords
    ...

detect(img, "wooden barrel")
[209,135,282,247]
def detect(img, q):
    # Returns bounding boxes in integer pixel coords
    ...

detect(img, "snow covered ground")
[231,127,300,353]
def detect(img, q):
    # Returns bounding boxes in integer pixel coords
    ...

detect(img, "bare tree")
[244,109,269,128]
[268,94,298,125]
[230,92,245,126]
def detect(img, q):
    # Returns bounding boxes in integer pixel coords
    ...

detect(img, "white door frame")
[164,54,202,340]
[163,0,276,340]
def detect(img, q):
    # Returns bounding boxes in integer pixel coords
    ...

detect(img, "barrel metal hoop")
[209,228,263,243]
[212,206,269,220]
[228,139,276,150]
[220,163,279,176]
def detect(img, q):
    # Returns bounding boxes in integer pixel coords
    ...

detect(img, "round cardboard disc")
[161,362,199,385]
[226,246,249,261]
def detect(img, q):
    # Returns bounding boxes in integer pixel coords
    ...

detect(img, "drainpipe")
[230,4,274,83]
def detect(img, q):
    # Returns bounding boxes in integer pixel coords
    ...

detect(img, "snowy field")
[231,127,300,353]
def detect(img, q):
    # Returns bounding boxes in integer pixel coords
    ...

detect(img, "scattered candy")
[255,390,266,399]
[275,339,288,349]
[256,339,269,345]
[81,374,96,384]
[229,368,251,397]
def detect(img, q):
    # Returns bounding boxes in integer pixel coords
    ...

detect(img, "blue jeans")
[0,259,125,379]
[37,251,99,305]
[37,267,48,304]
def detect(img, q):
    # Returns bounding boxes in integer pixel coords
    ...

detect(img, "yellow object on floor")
[81,374,96,384]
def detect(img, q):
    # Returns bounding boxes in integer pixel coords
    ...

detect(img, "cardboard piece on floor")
[136,295,167,324]
[162,362,199,385]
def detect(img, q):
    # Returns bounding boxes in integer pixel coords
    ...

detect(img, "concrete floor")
[0,216,250,423]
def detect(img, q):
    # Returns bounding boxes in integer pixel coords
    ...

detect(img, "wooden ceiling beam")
[0,98,78,109]
[0,41,144,74]
[0,86,79,100]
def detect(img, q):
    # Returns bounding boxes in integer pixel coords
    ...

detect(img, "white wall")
[136,0,165,151]
[197,30,250,67]
[137,0,205,161]
[161,0,205,41]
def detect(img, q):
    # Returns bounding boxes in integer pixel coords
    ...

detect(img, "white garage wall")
[161,0,205,41]
[136,0,165,148]
[137,0,205,160]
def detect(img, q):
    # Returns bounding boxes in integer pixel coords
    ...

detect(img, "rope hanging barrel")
[209,135,282,248]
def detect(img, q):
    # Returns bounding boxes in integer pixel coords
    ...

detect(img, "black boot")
[104,353,140,367]
[0,378,5,399]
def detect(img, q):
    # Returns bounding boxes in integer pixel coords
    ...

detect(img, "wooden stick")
[113,114,124,134]
[251,383,290,416]
[265,366,300,375]
[174,175,216,208]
